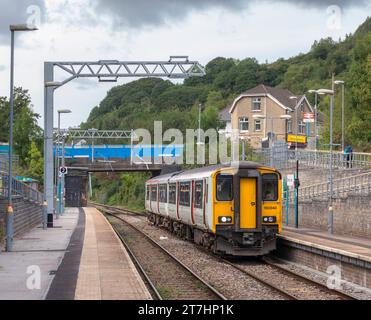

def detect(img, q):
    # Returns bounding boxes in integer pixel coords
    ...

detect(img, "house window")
[239,117,249,132]
[299,121,306,134]
[159,184,167,203]
[287,120,292,133]
[168,183,176,204]
[179,182,191,206]
[194,181,203,209]
[255,120,262,132]
[252,98,262,111]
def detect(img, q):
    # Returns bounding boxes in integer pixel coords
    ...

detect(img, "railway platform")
[0,207,152,300]
[278,226,371,290]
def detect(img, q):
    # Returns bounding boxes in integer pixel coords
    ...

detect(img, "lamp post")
[56,109,71,217]
[334,80,345,151]
[7,24,38,252]
[289,96,299,159]
[317,88,335,235]
[308,90,320,153]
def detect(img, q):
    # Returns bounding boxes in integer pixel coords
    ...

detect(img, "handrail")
[0,172,43,204]
[287,171,371,203]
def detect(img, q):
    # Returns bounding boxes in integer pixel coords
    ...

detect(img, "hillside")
[82,17,370,151]
[83,17,370,209]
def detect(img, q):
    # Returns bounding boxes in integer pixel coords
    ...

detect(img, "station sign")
[286,174,295,188]
[303,112,315,123]
[287,134,307,144]
[59,167,68,175]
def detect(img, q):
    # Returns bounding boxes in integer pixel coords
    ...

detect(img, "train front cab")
[213,166,281,256]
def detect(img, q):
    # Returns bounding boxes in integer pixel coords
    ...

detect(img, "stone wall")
[283,194,371,238]
[0,196,43,249]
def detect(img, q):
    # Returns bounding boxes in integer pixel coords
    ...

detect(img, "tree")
[26,141,44,183]
[0,87,43,166]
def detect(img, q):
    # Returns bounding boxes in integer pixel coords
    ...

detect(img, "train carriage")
[145,161,282,256]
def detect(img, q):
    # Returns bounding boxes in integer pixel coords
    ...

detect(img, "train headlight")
[218,216,233,224]
[263,216,276,223]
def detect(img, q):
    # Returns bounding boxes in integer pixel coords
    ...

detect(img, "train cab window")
[151,185,158,201]
[146,187,150,200]
[194,181,203,209]
[179,182,191,206]
[216,175,233,201]
[262,174,278,201]
[159,184,167,203]
[168,183,176,204]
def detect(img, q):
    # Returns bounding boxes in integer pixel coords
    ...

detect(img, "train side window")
[168,183,176,204]
[216,175,233,201]
[194,181,203,209]
[179,182,191,206]
[262,174,278,201]
[151,185,158,201]
[159,184,167,203]
[146,186,150,200]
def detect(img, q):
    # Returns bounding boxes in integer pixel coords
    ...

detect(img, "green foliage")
[0,87,43,166]
[26,141,44,183]
[83,17,371,207]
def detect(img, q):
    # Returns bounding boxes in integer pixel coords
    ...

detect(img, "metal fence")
[287,171,371,203]
[253,146,371,171]
[0,172,43,204]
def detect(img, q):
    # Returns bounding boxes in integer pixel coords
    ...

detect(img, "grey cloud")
[90,0,369,28]
[0,0,45,43]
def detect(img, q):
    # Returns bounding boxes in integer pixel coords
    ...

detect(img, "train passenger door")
[239,178,257,229]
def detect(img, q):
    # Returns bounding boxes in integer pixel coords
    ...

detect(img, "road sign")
[303,112,315,123]
[287,134,307,144]
[59,167,68,175]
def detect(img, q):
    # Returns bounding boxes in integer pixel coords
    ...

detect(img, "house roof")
[229,84,312,114]
[219,107,231,122]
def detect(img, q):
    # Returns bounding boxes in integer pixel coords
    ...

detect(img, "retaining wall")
[284,194,371,238]
[0,196,43,249]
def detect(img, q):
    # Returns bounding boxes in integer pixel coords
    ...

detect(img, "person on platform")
[344,145,353,168]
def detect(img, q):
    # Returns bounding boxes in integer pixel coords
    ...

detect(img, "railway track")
[104,210,226,300]
[92,203,357,300]
[223,258,356,300]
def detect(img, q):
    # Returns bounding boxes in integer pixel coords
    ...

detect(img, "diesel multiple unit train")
[145,161,282,256]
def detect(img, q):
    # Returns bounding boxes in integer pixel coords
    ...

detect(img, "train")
[145,161,282,256]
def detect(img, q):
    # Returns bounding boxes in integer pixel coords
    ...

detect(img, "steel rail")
[92,203,357,300]
[110,220,162,300]
[98,206,227,300]
[262,257,357,300]
[220,259,298,300]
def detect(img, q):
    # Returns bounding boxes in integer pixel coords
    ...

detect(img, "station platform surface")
[280,226,371,262]
[0,208,79,299]
[0,207,151,300]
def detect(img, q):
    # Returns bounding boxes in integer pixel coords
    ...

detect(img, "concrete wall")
[0,196,43,249]
[284,195,371,238]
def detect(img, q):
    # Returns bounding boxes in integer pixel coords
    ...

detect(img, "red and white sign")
[303,112,315,123]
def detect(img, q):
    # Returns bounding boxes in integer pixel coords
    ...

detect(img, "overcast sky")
[0,0,370,129]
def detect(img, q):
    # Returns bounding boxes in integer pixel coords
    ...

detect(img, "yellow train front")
[145,161,282,256]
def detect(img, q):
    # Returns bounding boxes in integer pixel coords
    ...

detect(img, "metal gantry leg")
[44,62,55,228]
